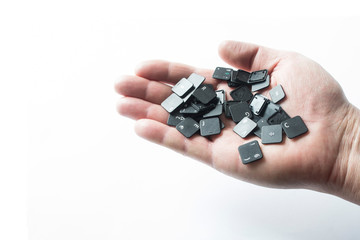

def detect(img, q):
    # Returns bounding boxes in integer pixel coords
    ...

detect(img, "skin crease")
[115,40,360,205]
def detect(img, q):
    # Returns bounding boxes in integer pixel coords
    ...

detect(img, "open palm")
[115,41,350,193]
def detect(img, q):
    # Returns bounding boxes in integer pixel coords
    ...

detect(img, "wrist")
[327,103,360,204]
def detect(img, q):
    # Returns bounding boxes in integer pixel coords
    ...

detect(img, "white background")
[1,1,360,239]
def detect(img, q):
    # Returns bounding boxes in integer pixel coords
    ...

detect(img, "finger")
[134,119,213,165]
[115,75,172,104]
[135,60,220,86]
[117,97,168,123]
[218,40,282,73]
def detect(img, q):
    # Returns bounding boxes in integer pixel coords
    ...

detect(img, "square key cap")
[172,78,194,97]
[224,100,241,118]
[230,70,250,86]
[187,73,206,87]
[269,84,285,103]
[212,67,232,81]
[167,111,186,126]
[199,117,221,137]
[249,94,268,116]
[261,125,283,144]
[176,117,200,138]
[229,102,252,123]
[248,69,268,83]
[238,140,263,164]
[281,116,308,139]
[251,75,270,92]
[192,84,217,104]
[161,93,183,113]
[230,86,253,102]
[236,69,251,83]
[233,117,257,138]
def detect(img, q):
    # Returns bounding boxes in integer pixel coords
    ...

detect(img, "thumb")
[218,40,281,73]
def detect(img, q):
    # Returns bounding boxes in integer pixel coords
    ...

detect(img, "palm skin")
[115,40,354,197]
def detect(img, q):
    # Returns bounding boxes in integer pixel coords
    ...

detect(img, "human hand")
[115,40,360,204]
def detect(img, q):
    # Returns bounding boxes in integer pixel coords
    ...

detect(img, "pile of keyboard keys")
[161,67,308,164]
